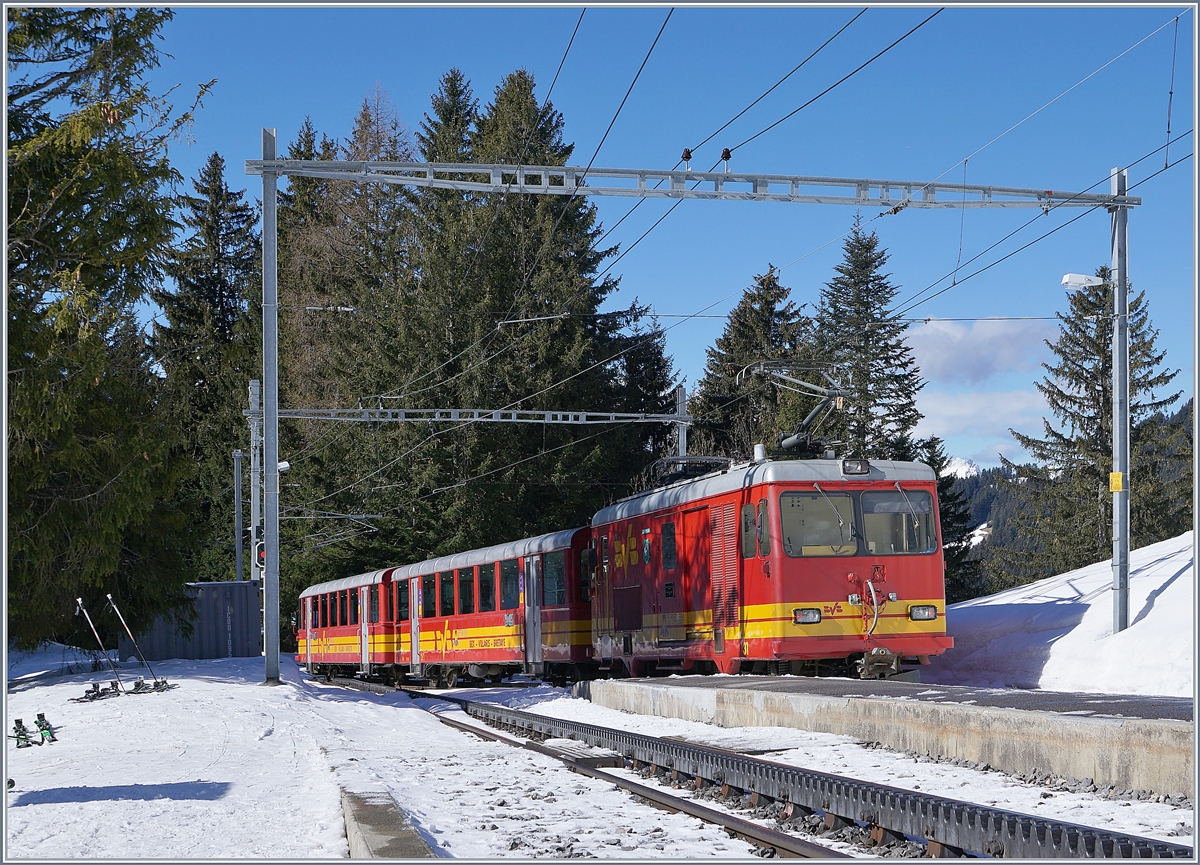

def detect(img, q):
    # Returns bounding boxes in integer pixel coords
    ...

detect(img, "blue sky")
[148,5,1195,466]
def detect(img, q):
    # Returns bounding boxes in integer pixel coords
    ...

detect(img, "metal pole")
[233,449,244,581]
[262,128,281,683]
[249,379,261,568]
[1109,167,1130,634]
[675,384,688,457]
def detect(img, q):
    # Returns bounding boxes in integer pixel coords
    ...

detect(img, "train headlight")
[792,608,822,625]
[841,458,870,475]
[908,605,938,621]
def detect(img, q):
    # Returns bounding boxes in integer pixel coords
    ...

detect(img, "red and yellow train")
[296,457,953,685]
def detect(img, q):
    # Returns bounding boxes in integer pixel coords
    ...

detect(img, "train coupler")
[856,647,903,679]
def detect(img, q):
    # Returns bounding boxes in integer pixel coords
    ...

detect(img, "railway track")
[328,677,839,857]
[329,678,1193,859]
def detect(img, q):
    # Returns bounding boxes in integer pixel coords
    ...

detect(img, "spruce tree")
[273,93,420,615]
[259,71,675,623]
[152,152,261,582]
[7,9,203,646]
[919,436,984,602]
[989,267,1184,587]
[689,267,811,458]
[814,220,923,460]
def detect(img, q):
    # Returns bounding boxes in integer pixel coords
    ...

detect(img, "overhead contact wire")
[892,144,1193,319]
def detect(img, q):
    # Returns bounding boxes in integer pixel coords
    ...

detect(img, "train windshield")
[862,490,937,555]
[779,491,856,557]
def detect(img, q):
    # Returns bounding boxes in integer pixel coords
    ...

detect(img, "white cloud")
[906,319,1056,386]
[915,388,1048,440]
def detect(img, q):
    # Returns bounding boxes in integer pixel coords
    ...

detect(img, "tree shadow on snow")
[10,781,231,807]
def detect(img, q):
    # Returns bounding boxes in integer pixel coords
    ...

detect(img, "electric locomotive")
[582,454,953,679]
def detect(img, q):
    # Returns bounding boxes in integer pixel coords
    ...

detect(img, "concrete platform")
[579,676,1194,799]
[342,790,436,858]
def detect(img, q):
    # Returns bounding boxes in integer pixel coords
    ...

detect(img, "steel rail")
[420,692,1191,860]
[430,708,842,859]
[326,679,840,857]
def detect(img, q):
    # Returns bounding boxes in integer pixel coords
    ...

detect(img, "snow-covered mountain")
[944,456,981,478]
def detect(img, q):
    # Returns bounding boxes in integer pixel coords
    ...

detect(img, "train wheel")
[444,668,458,689]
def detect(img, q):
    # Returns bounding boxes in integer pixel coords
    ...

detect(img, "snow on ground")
[7,641,101,683]
[924,532,1195,697]
[4,656,786,859]
[5,532,1195,858]
[6,652,1193,859]
[5,657,347,859]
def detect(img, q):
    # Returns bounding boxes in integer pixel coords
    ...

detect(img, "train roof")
[591,458,935,526]
[298,526,586,599]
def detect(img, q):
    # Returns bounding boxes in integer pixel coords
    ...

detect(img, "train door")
[524,556,543,673]
[305,597,314,671]
[682,507,713,649]
[359,586,370,674]
[410,578,421,676]
[657,520,687,641]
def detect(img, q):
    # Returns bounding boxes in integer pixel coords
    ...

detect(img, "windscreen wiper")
[813,483,851,551]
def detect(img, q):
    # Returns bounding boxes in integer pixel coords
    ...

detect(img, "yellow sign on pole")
[1109,472,1124,492]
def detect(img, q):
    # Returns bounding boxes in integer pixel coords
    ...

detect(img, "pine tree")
[814,220,923,460]
[151,152,261,582]
[689,267,811,458]
[989,267,1184,587]
[7,9,205,646]
[919,436,984,602]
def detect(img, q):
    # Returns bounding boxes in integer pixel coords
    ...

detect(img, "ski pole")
[106,594,160,685]
[76,598,125,693]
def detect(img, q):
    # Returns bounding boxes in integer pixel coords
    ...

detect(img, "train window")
[580,543,597,600]
[320,594,328,628]
[740,504,756,559]
[397,580,410,622]
[779,491,856,557]
[600,536,609,581]
[478,563,496,612]
[369,585,379,623]
[339,591,348,625]
[661,523,677,570]
[349,591,359,626]
[421,575,436,618]
[862,490,937,555]
[500,559,520,610]
[543,551,566,605]
[440,572,455,616]
[458,568,475,614]
[757,499,770,556]
[383,582,393,622]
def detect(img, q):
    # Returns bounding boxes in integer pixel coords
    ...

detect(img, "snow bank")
[6,642,107,683]
[925,532,1194,697]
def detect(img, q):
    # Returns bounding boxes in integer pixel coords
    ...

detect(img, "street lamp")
[1061,168,1131,636]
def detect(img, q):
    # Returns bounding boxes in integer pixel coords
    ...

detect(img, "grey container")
[118,581,262,662]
